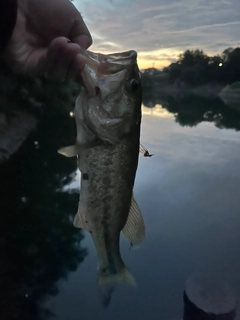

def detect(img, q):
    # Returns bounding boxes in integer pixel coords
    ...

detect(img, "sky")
[74,0,240,69]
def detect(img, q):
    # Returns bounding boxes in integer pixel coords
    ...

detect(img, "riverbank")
[219,82,240,102]
[1,83,240,165]
[159,84,223,98]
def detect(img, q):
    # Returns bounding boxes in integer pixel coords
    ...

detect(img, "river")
[1,94,240,320]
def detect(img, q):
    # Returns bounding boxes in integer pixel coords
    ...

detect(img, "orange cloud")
[137,58,172,70]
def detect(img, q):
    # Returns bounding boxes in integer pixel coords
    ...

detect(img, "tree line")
[142,47,240,88]
[0,47,240,118]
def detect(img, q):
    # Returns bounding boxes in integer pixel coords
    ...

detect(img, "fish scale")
[79,133,139,232]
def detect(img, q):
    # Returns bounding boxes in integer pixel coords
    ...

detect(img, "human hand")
[3,0,92,81]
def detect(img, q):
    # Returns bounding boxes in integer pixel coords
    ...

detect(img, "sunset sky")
[74,0,240,69]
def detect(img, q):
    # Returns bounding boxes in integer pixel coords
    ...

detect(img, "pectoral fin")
[58,140,100,157]
[102,118,123,127]
[122,196,145,246]
[139,144,153,157]
[58,145,81,157]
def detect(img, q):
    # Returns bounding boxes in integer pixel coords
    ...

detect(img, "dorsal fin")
[122,196,145,246]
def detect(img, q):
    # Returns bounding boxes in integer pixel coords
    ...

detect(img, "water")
[1,95,240,320]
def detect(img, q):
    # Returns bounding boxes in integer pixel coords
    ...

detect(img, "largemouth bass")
[59,49,145,305]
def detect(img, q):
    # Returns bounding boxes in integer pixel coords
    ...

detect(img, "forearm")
[0,0,18,53]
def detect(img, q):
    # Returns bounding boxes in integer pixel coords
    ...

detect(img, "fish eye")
[125,79,139,93]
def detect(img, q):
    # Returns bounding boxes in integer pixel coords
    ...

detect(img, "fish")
[58,49,145,306]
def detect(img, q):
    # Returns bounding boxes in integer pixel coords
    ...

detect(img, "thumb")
[69,17,92,50]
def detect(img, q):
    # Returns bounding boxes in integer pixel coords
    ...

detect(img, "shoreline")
[1,87,240,165]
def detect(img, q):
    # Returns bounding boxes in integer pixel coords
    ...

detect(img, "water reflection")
[143,90,240,130]
[142,104,175,118]
[1,91,240,320]
[0,110,87,320]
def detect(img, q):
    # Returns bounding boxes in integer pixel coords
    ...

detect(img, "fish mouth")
[80,50,138,95]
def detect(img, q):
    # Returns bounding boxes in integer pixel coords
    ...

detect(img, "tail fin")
[98,266,136,307]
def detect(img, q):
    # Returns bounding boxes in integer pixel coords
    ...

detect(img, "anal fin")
[73,202,90,231]
[73,210,86,229]
[122,195,145,246]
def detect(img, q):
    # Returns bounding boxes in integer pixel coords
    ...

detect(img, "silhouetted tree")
[224,48,240,83]
[168,63,182,84]
[143,47,240,87]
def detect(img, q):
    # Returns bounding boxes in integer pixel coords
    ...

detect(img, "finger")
[18,47,48,75]
[65,53,86,82]
[8,37,69,76]
[69,16,92,50]
[45,37,69,78]
[44,37,83,81]
[34,37,86,80]
[73,34,93,51]
[48,40,83,81]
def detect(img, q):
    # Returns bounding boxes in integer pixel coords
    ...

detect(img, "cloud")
[74,0,240,68]
[163,21,240,35]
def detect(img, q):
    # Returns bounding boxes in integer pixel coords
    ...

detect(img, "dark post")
[183,276,236,320]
